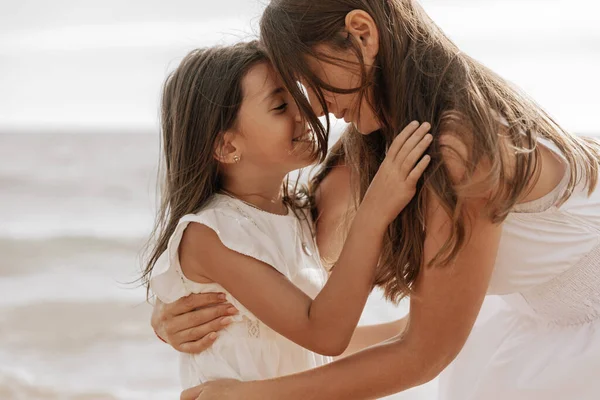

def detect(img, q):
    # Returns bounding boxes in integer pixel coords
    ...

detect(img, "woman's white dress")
[150,194,331,389]
[439,140,600,399]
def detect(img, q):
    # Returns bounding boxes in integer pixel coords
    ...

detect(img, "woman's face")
[304,44,382,135]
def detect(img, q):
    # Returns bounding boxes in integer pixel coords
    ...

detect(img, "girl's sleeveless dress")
[150,194,331,389]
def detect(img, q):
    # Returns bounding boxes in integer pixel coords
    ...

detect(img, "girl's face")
[304,44,382,135]
[232,61,317,172]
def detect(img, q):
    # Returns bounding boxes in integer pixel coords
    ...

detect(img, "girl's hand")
[151,293,238,353]
[180,380,248,400]
[361,121,432,228]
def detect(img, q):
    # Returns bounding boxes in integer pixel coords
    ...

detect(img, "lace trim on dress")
[520,243,600,326]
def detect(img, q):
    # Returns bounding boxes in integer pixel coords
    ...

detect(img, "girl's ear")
[214,131,243,164]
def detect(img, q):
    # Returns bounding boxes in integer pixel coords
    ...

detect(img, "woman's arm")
[181,123,432,357]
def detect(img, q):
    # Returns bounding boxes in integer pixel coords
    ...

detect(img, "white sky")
[0,0,599,134]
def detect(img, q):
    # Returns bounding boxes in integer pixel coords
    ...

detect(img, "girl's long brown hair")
[141,41,323,296]
[261,0,600,302]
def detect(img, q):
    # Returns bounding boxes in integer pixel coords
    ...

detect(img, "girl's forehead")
[242,62,286,102]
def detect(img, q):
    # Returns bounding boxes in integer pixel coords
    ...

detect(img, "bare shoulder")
[437,131,473,183]
[313,164,355,267]
[178,222,220,284]
[437,129,501,202]
[314,164,353,217]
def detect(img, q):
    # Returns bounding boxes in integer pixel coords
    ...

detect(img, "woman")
[157,1,600,399]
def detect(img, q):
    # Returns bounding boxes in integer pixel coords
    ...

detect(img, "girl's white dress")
[439,140,600,399]
[150,194,331,389]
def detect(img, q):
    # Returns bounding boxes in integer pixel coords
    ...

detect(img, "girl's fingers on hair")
[177,331,220,354]
[168,292,227,316]
[174,316,234,348]
[387,121,420,159]
[168,304,239,335]
[399,134,433,180]
[406,155,431,185]
[394,122,431,164]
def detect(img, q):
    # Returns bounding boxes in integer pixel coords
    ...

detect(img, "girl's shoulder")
[188,194,273,226]
[193,194,240,218]
[151,195,292,303]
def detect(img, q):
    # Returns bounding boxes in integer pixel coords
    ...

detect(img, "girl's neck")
[221,176,287,215]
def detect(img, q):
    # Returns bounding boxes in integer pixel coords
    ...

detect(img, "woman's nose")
[325,96,339,114]
[305,87,326,117]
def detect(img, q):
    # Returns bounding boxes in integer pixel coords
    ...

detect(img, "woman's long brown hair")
[261,0,600,302]
[141,41,323,297]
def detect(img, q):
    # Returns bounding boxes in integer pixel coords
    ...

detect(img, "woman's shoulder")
[436,124,512,204]
[314,164,353,217]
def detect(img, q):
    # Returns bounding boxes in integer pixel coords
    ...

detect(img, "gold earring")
[233,155,241,163]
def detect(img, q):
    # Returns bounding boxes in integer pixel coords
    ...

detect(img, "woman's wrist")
[244,380,283,400]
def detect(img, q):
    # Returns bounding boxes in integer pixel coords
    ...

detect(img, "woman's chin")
[354,120,381,135]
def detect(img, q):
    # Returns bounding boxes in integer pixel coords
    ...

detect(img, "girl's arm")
[249,194,500,399]
[184,133,501,400]
[314,163,408,358]
[339,317,408,357]
[180,123,432,357]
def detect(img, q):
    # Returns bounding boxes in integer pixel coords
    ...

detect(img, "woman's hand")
[361,121,432,228]
[180,380,248,400]
[151,293,238,353]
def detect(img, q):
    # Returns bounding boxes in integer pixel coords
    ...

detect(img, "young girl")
[142,41,431,389]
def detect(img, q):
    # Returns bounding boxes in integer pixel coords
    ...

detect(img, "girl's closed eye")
[273,102,288,112]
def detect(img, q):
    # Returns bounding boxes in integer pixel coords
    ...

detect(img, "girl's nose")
[289,101,302,123]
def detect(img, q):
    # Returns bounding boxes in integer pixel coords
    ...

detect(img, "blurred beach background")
[1,0,599,399]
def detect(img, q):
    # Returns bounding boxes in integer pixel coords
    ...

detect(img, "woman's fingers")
[167,303,238,337]
[155,293,239,350]
[174,306,238,353]
[399,133,433,180]
[167,292,227,316]
[177,331,220,354]
[173,315,235,348]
